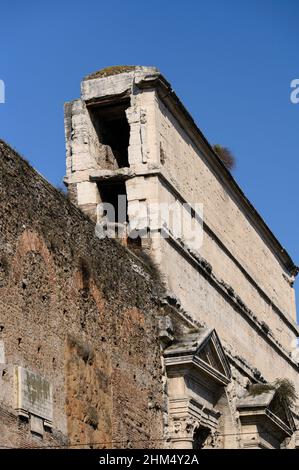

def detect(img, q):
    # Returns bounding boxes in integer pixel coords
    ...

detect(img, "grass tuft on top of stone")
[84,65,136,81]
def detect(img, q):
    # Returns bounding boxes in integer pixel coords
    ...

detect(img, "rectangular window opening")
[98,180,128,224]
[89,99,130,169]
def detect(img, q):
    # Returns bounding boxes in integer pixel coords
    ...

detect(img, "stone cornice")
[164,353,230,387]
[162,229,299,372]
[92,166,298,335]
[157,170,299,335]
[90,166,298,335]
[238,406,294,437]
[160,295,268,384]
[135,73,298,278]
[156,170,299,334]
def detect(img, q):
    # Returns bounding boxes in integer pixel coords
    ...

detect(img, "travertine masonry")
[0,65,297,450]
[63,66,298,448]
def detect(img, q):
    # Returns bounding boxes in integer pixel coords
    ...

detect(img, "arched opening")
[193,427,211,449]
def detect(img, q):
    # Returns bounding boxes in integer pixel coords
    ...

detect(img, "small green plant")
[56,185,69,200]
[0,254,9,287]
[274,378,298,407]
[213,144,236,171]
[249,378,297,408]
[0,254,9,275]
[86,405,99,429]
[68,335,95,364]
[78,257,91,289]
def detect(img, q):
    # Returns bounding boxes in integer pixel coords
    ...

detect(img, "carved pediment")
[237,387,296,441]
[164,328,231,448]
[164,328,231,386]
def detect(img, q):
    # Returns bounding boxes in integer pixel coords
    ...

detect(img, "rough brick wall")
[0,140,165,448]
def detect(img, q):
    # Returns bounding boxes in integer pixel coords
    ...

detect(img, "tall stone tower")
[64,66,299,448]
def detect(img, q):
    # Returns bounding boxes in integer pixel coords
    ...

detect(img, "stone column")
[169,417,200,449]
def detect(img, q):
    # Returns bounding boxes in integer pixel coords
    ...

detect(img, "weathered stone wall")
[123,91,299,403]
[155,178,296,351]
[63,66,298,398]
[0,136,298,449]
[64,99,101,220]
[155,96,296,322]
[124,84,299,380]
[159,236,299,390]
[0,140,165,448]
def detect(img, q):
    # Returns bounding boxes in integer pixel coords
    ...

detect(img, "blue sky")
[0,0,298,289]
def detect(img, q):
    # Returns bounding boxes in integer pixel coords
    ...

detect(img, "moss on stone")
[84,65,136,81]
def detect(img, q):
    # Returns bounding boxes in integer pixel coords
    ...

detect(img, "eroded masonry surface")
[0,65,298,449]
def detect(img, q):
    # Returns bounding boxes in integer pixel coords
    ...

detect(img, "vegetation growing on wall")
[213,144,236,171]
[84,65,136,81]
[249,378,297,407]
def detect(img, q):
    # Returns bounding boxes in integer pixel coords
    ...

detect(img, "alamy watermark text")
[0,80,5,104]
[290,79,299,104]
